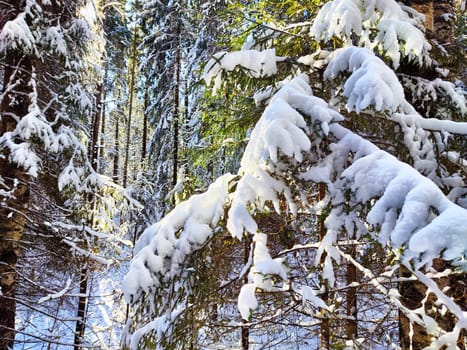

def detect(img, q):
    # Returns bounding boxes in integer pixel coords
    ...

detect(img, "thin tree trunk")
[241,238,250,350]
[0,44,32,350]
[99,66,109,173]
[241,326,249,350]
[123,28,138,188]
[318,182,330,350]
[90,84,103,171]
[346,242,358,341]
[113,115,120,184]
[172,32,181,187]
[141,82,149,164]
[74,267,89,350]
[98,2,109,173]
[74,78,103,348]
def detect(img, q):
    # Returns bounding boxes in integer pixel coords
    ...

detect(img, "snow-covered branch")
[310,0,431,68]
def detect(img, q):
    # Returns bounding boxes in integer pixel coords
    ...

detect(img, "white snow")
[45,25,68,56]
[126,72,467,342]
[333,124,467,270]
[203,49,279,93]
[249,233,287,291]
[123,174,234,299]
[38,278,73,304]
[375,18,429,68]
[237,283,258,320]
[324,47,405,113]
[0,13,35,52]
[226,75,343,241]
[310,0,431,68]
[309,0,363,45]
[128,309,182,350]
[300,285,330,310]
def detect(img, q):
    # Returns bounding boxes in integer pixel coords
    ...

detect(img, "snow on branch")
[309,0,363,44]
[123,173,234,301]
[38,278,73,304]
[0,12,36,52]
[400,75,467,124]
[127,304,186,350]
[226,75,345,319]
[310,0,431,68]
[324,47,405,113]
[45,25,68,56]
[334,129,467,270]
[125,73,466,345]
[323,46,467,182]
[203,49,281,93]
[301,117,467,275]
[237,73,467,323]
[124,75,342,340]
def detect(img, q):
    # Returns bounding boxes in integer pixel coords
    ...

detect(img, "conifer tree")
[124,0,467,349]
[0,1,121,347]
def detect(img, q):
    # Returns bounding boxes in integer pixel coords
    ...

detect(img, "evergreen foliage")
[1,0,466,349]
[124,1,467,349]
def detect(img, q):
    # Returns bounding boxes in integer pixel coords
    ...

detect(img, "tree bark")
[403,1,434,33]
[123,28,138,188]
[402,0,455,46]
[172,27,181,187]
[346,243,358,342]
[74,78,103,349]
[99,65,109,173]
[113,114,120,184]
[318,182,330,350]
[0,33,32,349]
[90,84,103,171]
[141,82,149,164]
[433,0,455,48]
[241,237,250,350]
[398,265,431,350]
[73,267,89,350]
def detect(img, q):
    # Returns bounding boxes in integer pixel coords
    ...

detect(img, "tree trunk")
[402,0,455,45]
[399,261,466,350]
[433,0,455,48]
[0,41,32,349]
[123,28,138,188]
[73,267,89,350]
[403,1,434,33]
[90,84,103,171]
[346,243,358,342]
[172,30,181,187]
[74,76,103,348]
[113,114,120,184]
[318,183,330,350]
[99,66,109,173]
[241,327,249,350]
[241,238,250,350]
[398,265,431,349]
[403,0,458,75]
[141,82,149,164]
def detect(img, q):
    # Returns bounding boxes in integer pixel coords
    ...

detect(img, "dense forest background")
[0,0,466,349]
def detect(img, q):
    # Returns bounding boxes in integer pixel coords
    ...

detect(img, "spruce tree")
[124,0,466,349]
